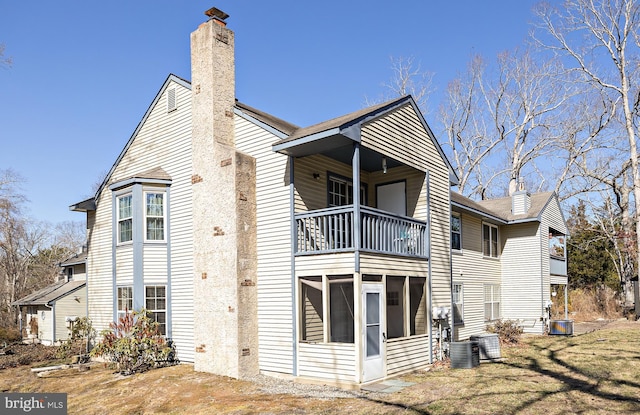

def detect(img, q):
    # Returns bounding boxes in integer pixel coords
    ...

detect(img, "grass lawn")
[1,320,639,414]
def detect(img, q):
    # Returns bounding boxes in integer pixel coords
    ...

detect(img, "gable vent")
[167,87,177,112]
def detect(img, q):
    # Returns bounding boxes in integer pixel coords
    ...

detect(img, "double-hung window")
[117,286,133,320]
[484,284,501,321]
[145,192,165,241]
[117,194,133,244]
[328,174,366,207]
[145,285,167,335]
[451,214,462,251]
[482,223,499,258]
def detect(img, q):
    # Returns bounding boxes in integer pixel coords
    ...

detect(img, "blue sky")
[0,0,540,225]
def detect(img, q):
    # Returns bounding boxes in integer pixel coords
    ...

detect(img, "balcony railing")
[295,205,427,258]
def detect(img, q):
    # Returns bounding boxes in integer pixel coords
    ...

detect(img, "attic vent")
[167,87,177,112]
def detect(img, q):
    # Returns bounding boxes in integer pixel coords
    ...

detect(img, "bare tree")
[535,0,640,305]
[366,56,434,115]
[0,43,12,69]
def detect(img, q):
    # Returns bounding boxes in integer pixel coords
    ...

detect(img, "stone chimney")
[511,178,530,215]
[191,7,259,379]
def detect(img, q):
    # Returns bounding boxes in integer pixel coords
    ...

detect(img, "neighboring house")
[12,250,87,345]
[69,8,457,386]
[450,188,569,339]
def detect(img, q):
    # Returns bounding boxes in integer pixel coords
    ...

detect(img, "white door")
[377,181,406,216]
[363,284,385,382]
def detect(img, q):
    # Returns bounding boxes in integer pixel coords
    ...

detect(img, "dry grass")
[1,320,639,414]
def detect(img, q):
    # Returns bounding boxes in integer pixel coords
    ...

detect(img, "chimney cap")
[205,7,229,21]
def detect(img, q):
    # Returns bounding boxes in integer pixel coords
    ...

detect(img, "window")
[145,192,165,241]
[66,268,74,281]
[484,284,501,321]
[145,286,167,335]
[328,174,367,207]
[301,277,323,342]
[329,279,354,343]
[482,223,499,258]
[300,276,354,344]
[453,283,464,324]
[549,229,566,259]
[409,277,427,335]
[386,276,427,339]
[117,194,133,244]
[117,286,133,320]
[451,214,462,251]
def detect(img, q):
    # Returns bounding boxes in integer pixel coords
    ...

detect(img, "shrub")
[56,317,96,360]
[0,326,22,343]
[486,319,523,345]
[569,287,621,321]
[90,310,177,375]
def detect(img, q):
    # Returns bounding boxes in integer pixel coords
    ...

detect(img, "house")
[450,187,569,339]
[12,250,87,345]
[68,7,457,386]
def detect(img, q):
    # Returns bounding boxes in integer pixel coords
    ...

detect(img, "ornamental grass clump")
[91,309,177,375]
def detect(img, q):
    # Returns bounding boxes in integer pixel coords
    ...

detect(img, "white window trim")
[451,213,462,252]
[484,283,501,321]
[143,190,167,243]
[453,282,464,325]
[116,193,133,245]
[145,285,167,336]
[117,286,133,320]
[482,222,499,259]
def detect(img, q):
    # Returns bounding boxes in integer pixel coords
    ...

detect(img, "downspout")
[45,302,55,344]
[289,156,297,376]
[448,189,455,343]
[426,171,433,364]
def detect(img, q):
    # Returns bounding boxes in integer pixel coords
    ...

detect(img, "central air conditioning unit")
[450,341,479,369]
[470,333,501,361]
[549,320,574,335]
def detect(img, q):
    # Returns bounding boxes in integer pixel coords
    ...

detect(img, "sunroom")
[272,96,455,384]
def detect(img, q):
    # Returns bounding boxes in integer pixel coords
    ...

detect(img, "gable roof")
[60,250,88,267]
[235,101,298,137]
[271,96,458,183]
[12,280,86,307]
[451,191,556,224]
[70,74,190,211]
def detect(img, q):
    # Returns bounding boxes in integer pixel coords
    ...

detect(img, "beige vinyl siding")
[235,115,294,374]
[500,222,544,334]
[359,253,428,276]
[142,244,168,283]
[298,343,356,382]
[361,103,451,313]
[86,79,194,362]
[40,309,53,343]
[115,247,134,285]
[54,288,87,341]
[450,213,502,340]
[296,253,356,276]
[386,335,430,376]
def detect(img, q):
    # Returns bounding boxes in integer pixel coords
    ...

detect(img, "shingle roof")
[235,101,298,136]
[12,280,85,306]
[273,96,409,145]
[60,251,88,267]
[451,191,555,223]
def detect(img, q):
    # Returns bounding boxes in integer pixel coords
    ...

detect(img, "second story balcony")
[295,205,428,258]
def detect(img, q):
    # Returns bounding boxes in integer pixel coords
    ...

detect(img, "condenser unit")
[470,333,501,360]
[549,320,574,335]
[450,341,479,369]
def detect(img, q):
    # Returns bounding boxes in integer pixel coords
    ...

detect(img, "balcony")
[295,205,427,258]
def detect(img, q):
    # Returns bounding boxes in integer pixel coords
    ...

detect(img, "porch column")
[564,284,569,320]
[353,143,361,272]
